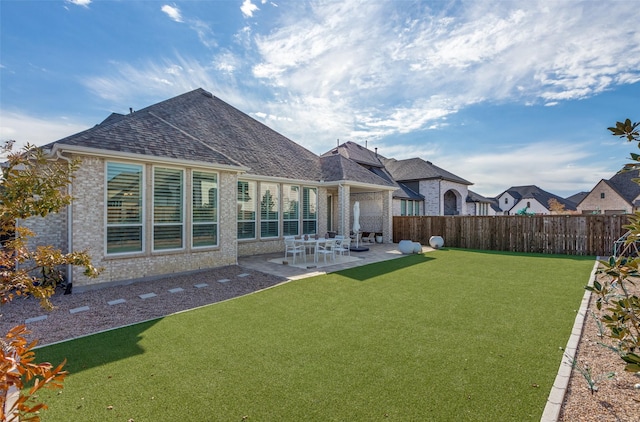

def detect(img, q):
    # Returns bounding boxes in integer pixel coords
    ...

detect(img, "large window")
[237,180,256,239]
[302,187,317,234]
[192,171,218,248]
[153,167,184,251]
[282,185,300,237]
[401,199,419,216]
[106,162,143,254]
[260,183,279,238]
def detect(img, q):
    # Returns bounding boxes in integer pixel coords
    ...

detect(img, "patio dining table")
[294,237,332,263]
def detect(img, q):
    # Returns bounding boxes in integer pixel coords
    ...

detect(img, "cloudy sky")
[1,0,639,197]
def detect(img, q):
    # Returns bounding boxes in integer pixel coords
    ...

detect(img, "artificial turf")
[34,249,595,421]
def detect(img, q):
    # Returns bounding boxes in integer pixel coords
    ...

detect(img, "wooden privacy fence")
[393,215,630,256]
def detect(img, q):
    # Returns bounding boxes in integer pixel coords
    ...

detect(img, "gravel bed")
[558,273,640,421]
[0,265,286,347]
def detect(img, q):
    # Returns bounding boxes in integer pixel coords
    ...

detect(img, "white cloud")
[241,0,259,18]
[248,0,640,148]
[66,0,91,7]
[435,141,614,197]
[161,5,183,23]
[0,111,89,148]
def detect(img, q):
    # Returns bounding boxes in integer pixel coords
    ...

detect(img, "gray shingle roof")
[381,157,472,185]
[319,154,395,187]
[49,104,241,166]
[566,191,589,205]
[502,185,577,210]
[47,89,403,187]
[604,169,640,203]
[322,141,384,167]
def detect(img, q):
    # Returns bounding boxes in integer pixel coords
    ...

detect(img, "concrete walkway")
[238,242,429,280]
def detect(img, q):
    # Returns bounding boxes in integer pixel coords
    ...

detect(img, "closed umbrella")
[353,201,361,248]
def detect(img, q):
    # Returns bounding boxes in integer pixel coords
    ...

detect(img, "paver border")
[540,258,599,422]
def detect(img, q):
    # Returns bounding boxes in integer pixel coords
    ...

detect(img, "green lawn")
[35,249,594,421]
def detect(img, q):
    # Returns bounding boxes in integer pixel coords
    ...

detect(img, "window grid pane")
[192,171,218,247]
[106,162,143,254]
[260,183,279,238]
[237,181,256,239]
[282,185,299,236]
[154,167,183,250]
[302,187,317,235]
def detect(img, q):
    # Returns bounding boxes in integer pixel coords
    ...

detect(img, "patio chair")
[316,239,336,263]
[363,232,376,243]
[284,237,305,264]
[337,236,351,256]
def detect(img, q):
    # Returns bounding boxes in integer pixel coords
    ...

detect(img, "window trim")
[192,170,219,249]
[302,187,317,235]
[105,161,145,256]
[152,166,185,252]
[282,184,300,237]
[259,182,280,239]
[237,180,257,240]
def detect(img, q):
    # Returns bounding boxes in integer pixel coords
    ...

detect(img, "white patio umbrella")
[352,201,361,248]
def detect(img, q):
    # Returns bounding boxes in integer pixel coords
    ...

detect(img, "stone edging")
[540,258,600,421]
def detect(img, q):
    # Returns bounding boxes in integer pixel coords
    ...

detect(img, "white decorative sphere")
[398,240,414,254]
[429,236,444,249]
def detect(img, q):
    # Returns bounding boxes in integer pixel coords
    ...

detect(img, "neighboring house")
[495,185,577,215]
[577,169,640,214]
[322,141,474,216]
[566,191,589,206]
[24,89,397,290]
[466,190,499,216]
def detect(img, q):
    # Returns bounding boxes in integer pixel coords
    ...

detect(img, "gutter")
[50,144,249,174]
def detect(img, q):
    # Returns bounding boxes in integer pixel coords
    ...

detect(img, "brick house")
[322,141,474,216]
[24,89,396,290]
[577,169,640,214]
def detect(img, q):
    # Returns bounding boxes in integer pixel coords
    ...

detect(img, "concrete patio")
[238,242,434,280]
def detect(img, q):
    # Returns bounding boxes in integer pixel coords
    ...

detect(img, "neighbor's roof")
[565,191,589,205]
[381,157,472,185]
[500,185,577,210]
[603,169,640,204]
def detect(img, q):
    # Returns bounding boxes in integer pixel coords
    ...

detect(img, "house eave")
[50,144,250,173]
[322,179,397,191]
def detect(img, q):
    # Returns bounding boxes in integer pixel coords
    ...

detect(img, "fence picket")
[393,215,628,256]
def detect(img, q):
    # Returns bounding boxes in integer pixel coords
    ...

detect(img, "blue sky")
[1,0,639,198]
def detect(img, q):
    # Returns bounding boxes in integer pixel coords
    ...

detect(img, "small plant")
[1,325,68,421]
[591,310,606,338]
[567,356,615,394]
[587,119,640,373]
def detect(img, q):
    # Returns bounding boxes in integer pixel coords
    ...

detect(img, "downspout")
[339,182,345,236]
[438,179,442,215]
[55,150,74,290]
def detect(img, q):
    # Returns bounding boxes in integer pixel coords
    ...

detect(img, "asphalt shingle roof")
[502,185,577,210]
[381,157,472,185]
[322,141,384,167]
[604,169,640,203]
[46,89,395,187]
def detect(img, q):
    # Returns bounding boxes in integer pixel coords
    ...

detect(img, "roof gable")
[381,157,472,185]
[499,185,577,210]
[606,169,640,202]
[322,141,385,168]
[319,154,395,187]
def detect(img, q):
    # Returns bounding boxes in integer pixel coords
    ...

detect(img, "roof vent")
[201,90,213,98]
